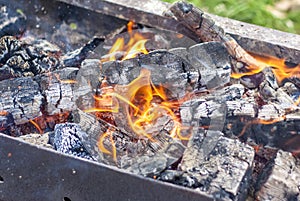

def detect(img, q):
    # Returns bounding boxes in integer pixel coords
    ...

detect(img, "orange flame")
[87,68,190,161]
[238,116,286,137]
[29,119,44,134]
[231,53,300,84]
[0,111,8,116]
[101,21,149,62]
[97,128,117,163]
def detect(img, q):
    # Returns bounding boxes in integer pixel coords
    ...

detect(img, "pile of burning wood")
[0,0,299,200]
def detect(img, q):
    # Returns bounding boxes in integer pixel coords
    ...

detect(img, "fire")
[29,119,43,134]
[97,128,117,163]
[101,21,149,62]
[238,116,286,137]
[88,68,188,160]
[231,53,300,84]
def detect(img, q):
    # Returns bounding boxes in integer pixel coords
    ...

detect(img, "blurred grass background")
[162,0,300,34]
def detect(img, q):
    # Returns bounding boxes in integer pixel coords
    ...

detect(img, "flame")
[0,111,8,116]
[87,68,189,161]
[97,128,117,163]
[231,53,300,84]
[101,21,149,62]
[238,116,286,137]
[29,119,43,134]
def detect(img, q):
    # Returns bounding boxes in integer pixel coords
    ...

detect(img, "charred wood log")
[102,50,198,96]
[62,37,105,67]
[165,1,273,89]
[0,59,102,132]
[71,109,185,176]
[255,150,300,201]
[179,129,254,200]
[0,36,62,81]
[0,76,43,125]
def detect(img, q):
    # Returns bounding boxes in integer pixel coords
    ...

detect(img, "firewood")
[179,129,255,200]
[0,76,43,125]
[72,109,185,176]
[255,150,300,201]
[166,1,267,88]
[0,59,103,131]
[0,36,61,81]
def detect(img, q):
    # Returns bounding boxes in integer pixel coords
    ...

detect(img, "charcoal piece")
[38,67,78,115]
[0,76,43,125]
[71,109,147,165]
[226,101,257,118]
[121,133,185,177]
[0,36,62,81]
[0,5,26,37]
[180,99,226,131]
[239,72,265,89]
[180,129,254,200]
[73,59,102,110]
[102,50,197,99]
[158,170,200,188]
[63,37,105,67]
[259,79,295,109]
[281,82,299,97]
[187,42,231,89]
[255,150,300,201]
[257,104,285,120]
[168,47,188,61]
[54,123,94,160]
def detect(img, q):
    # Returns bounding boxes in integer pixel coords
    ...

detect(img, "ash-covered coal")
[53,123,94,160]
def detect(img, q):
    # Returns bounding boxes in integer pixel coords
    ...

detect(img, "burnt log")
[179,129,254,200]
[0,59,101,132]
[0,76,43,125]
[72,109,185,176]
[166,1,266,80]
[255,150,300,201]
[187,42,231,89]
[102,50,198,97]
[0,36,62,81]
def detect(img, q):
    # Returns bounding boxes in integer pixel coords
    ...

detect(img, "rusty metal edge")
[56,0,300,63]
[0,133,214,201]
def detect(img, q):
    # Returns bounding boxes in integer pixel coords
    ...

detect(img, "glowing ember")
[231,53,300,84]
[0,111,8,116]
[101,21,149,62]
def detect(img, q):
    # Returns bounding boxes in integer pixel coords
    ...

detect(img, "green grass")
[162,0,300,34]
